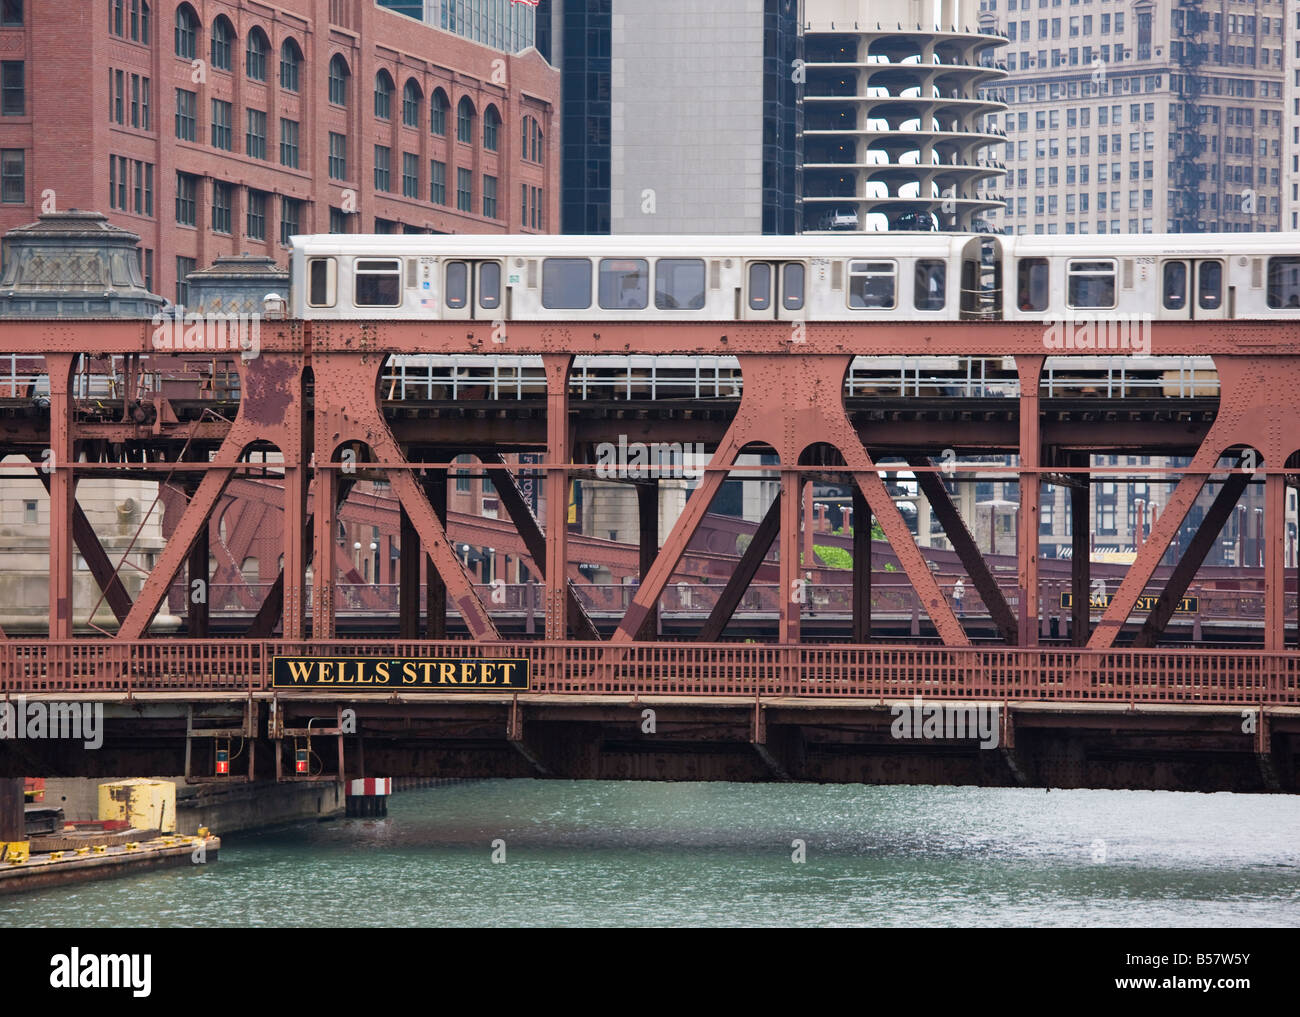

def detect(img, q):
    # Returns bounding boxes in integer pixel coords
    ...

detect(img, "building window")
[132,160,153,215]
[374,71,394,120]
[279,40,302,92]
[329,207,349,234]
[175,88,196,141]
[374,145,391,192]
[210,16,233,72]
[1,61,24,116]
[328,55,350,106]
[246,109,267,160]
[135,76,150,130]
[174,3,197,60]
[211,180,232,234]
[0,148,22,203]
[402,152,418,198]
[2,1,22,28]
[175,171,197,226]
[108,154,127,210]
[23,500,36,524]
[329,132,347,180]
[211,99,232,150]
[430,159,446,204]
[456,167,472,211]
[141,247,153,291]
[430,89,448,135]
[483,105,500,151]
[279,197,301,246]
[112,69,124,124]
[279,118,299,168]
[402,80,421,128]
[483,174,497,219]
[522,115,543,163]
[246,188,266,241]
[456,96,475,143]
[176,255,196,305]
[245,28,268,82]
[134,0,151,44]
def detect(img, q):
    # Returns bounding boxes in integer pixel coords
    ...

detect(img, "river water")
[4,781,1298,927]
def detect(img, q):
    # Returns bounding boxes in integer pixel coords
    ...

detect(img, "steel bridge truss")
[2,318,1298,708]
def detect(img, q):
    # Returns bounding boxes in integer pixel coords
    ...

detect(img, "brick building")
[0,0,559,303]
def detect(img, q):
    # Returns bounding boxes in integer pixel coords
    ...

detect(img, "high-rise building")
[801,0,1008,232]
[377,0,539,52]
[550,0,802,234]
[982,0,1285,235]
[1281,0,1300,230]
[0,0,559,301]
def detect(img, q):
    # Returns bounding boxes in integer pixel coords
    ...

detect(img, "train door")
[1158,259,1226,320]
[743,261,807,320]
[442,259,504,320]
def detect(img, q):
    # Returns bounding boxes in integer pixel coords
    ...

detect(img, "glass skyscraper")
[377,0,538,54]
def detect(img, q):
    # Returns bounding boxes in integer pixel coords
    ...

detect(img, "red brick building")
[0,0,559,301]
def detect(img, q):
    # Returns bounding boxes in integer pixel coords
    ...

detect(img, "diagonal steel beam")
[908,455,1018,643]
[246,478,356,638]
[483,451,600,641]
[1088,443,1224,650]
[697,491,781,642]
[36,470,132,625]
[611,435,742,643]
[1131,470,1250,647]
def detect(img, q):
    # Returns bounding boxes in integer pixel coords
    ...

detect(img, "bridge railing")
[2,640,1296,704]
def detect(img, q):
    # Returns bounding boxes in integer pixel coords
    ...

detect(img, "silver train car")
[288,233,1300,324]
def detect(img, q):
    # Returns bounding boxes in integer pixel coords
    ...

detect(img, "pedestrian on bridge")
[953,578,965,617]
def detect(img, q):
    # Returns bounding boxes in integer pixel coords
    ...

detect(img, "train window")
[1266,257,1300,308]
[307,258,336,308]
[1198,261,1222,310]
[479,261,501,310]
[782,263,805,310]
[655,259,706,310]
[1016,258,1049,312]
[445,261,468,309]
[542,258,592,309]
[748,263,771,311]
[1162,262,1186,310]
[1067,260,1116,308]
[354,259,401,307]
[914,260,946,310]
[598,259,649,309]
[847,261,896,309]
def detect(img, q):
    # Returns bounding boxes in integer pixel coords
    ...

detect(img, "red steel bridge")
[1,317,1299,794]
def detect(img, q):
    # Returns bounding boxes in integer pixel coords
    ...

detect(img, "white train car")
[1001,233,1300,321]
[288,234,994,323]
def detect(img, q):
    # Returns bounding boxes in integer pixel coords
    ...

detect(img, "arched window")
[279,39,303,93]
[483,104,501,152]
[402,79,422,128]
[430,88,449,136]
[131,0,150,43]
[245,27,269,82]
[456,96,475,144]
[174,3,197,59]
[210,15,234,72]
[328,54,350,106]
[374,70,394,120]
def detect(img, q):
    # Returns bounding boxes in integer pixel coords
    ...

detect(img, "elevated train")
[288,233,1300,324]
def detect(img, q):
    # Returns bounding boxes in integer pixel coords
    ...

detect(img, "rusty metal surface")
[0,323,1295,705]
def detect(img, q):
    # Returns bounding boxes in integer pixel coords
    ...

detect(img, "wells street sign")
[273,656,530,690]
[1059,593,1198,613]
